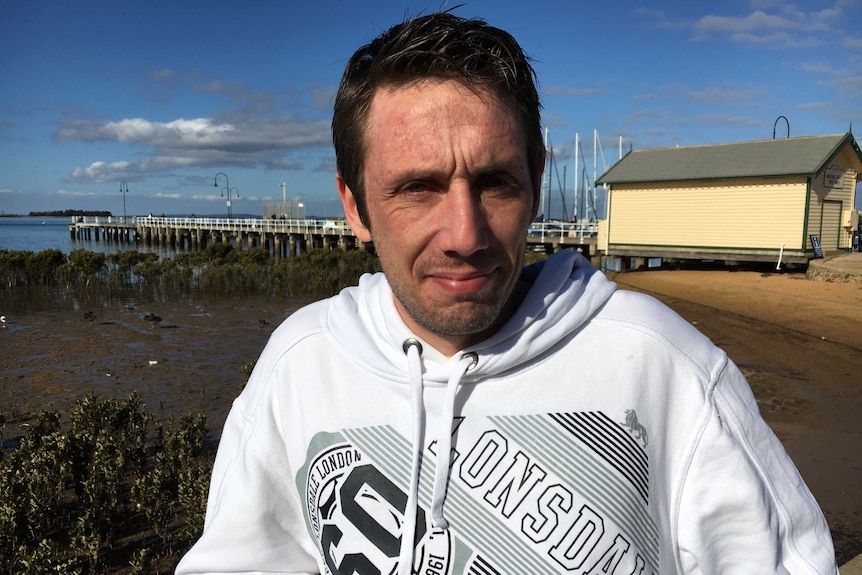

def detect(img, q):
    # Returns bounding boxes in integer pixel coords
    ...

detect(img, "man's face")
[338,80,538,354]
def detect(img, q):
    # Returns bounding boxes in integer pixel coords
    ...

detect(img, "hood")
[325,249,616,575]
[328,249,617,382]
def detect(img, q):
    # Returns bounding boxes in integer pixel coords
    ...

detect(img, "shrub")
[2,246,383,305]
[0,249,67,289]
[0,395,213,574]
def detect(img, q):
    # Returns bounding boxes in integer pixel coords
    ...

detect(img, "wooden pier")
[69,216,597,259]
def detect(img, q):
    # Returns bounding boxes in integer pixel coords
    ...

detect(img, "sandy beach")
[2,267,861,563]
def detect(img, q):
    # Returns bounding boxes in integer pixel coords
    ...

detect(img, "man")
[177,13,837,575]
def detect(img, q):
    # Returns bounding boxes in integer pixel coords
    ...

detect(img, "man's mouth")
[427,268,497,295]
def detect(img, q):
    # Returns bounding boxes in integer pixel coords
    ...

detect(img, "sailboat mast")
[541,127,549,220]
[574,133,580,222]
[593,129,598,221]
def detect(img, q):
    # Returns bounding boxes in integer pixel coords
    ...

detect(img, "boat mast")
[541,127,549,221]
[574,133,580,222]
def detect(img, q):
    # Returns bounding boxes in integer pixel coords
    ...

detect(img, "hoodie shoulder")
[266,272,382,350]
[594,289,729,380]
[598,289,692,330]
[266,297,331,348]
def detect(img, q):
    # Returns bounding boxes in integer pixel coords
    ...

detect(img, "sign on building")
[824,165,845,189]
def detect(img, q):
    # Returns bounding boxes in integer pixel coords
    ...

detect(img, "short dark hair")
[332,12,544,227]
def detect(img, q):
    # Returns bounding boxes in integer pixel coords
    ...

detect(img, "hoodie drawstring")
[430,352,477,529]
[398,340,476,575]
[399,339,425,575]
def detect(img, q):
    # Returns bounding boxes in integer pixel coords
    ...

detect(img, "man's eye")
[480,176,523,197]
[404,182,429,194]
[482,177,506,188]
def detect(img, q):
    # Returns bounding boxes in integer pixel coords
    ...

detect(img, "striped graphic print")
[493,414,658,571]
[468,554,502,575]
[345,426,550,575]
[344,410,659,574]
[549,412,649,503]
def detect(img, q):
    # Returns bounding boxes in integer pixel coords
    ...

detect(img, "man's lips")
[426,268,497,295]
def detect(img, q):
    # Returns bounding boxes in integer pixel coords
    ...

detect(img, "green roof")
[596,132,862,185]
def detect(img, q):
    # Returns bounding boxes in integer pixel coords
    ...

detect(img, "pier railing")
[69,216,598,257]
[73,216,354,234]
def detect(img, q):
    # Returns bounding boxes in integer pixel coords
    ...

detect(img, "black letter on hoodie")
[320,523,380,575]
[341,464,427,557]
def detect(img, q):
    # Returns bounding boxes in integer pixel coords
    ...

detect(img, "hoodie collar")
[329,249,617,383]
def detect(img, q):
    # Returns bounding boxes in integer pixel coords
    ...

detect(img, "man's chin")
[409,299,504,339]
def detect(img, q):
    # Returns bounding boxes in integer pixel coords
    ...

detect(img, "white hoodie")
[176,250,837,575]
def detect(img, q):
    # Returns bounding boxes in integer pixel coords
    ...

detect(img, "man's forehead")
[366,81,521,140]
[364,84,527,176]
[370,79,515,119]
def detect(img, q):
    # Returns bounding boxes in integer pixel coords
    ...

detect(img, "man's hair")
[332,12,544,227]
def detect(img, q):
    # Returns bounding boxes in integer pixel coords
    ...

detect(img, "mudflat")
[2,268,861,563]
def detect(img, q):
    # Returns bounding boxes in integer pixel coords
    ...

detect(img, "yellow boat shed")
[596,132,862,267]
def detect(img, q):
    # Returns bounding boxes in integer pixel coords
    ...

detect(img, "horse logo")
[623,409,649,447]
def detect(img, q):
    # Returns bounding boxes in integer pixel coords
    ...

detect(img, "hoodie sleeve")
[676,359,838,574]
[174,398,320,575]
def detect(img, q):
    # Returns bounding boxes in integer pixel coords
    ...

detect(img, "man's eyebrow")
[473,157,530,178]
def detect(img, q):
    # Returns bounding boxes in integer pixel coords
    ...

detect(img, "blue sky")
[2,0,861,218]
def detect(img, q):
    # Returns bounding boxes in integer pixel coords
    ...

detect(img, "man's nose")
[437,186,490,257]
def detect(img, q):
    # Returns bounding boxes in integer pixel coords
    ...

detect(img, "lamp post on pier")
[119,181,129,222]
[214,172,239,218]
[228,187,240,216]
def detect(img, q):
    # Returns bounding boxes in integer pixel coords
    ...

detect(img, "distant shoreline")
[0,210,113,218]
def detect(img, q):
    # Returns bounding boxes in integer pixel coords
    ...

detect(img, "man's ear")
[337,174,372,242]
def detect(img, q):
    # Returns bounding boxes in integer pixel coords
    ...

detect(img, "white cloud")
[56,115,329,152]
[824,75,862,92]
[683,86,767,102]
[49,64,337,185]
[691,12,821,47]
[802,62,842,74]
[67,161,134,183]
[693,11,799,39]
[186,194,215,200]
[644,83,766,104]
[544,86,602,97]
[801,60,862,97]
[57,117,235,147]
[312,86,337,110]
[58,114,329,183]
[693,114,764,127]
[625,108,668,124]
[795,101,832,111]
[632,8,682,30]
[641,2,849,48]
[147,68,175,80]
[56,189,100,197]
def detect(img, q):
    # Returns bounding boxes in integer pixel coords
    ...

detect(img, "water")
[0,216,177,257]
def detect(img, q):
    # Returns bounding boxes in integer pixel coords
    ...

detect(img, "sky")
[1,0,861,219]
